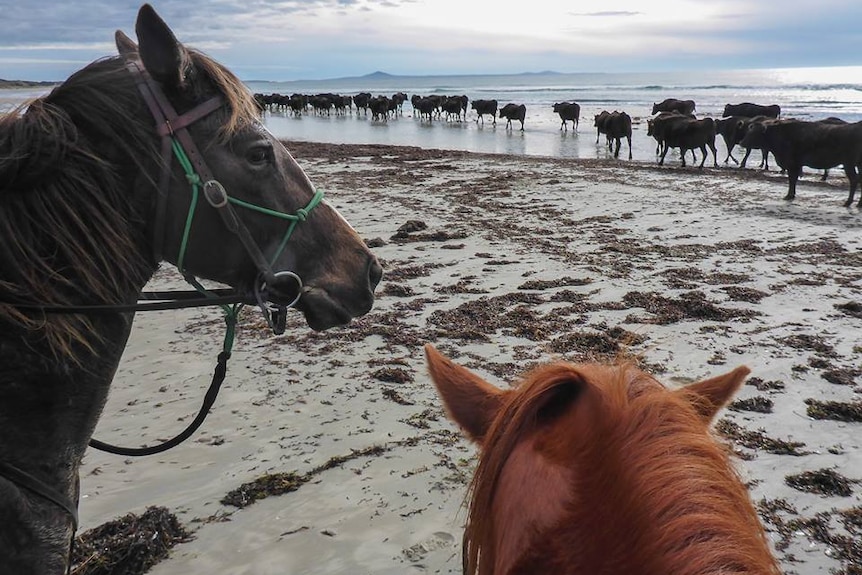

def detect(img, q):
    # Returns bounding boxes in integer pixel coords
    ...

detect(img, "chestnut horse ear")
[680,365,750,422]
[135,3,189,89]
[425,344,506,443]
[115,30,138,59]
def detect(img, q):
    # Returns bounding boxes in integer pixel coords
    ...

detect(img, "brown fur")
[426,345,781,575]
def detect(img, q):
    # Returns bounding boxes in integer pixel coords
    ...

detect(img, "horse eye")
[246,146,270,166]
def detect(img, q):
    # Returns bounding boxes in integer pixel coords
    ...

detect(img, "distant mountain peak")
[362,71,395,79]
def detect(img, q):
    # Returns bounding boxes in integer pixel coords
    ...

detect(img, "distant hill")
[340,70,564,81]
[0,79,57,88]
[245,70,569,87]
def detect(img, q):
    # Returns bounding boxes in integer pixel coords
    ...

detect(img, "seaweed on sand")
[71,507,191,575]
[805,399,862,422]
[785,469,855,497]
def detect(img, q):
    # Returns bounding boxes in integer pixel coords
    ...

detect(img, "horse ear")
[681,366,750,422]
[115,30,138,59]
[425,344,506,443]
[135,3,189,89]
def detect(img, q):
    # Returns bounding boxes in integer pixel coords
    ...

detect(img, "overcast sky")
[2,0,861,82]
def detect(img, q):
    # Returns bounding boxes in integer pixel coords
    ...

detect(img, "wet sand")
[77,142,861,575]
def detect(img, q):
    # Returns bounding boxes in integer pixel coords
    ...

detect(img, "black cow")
[414,96,437,121]
[740,119,862,206]
[499,103,526,131]
[368,95,390,122]
[471,99,497,124]
[723,102,781,119]
[594,111,611,144]
[739,116,783,169]
[659,117,718,169]
[715,115,750,164]
[456,94,469,121]
[648,111,696,157]
[652,98,696,115]
[604,111,632,159]
[442,96,464,121]
[553,102,580,131]
[353,92,372,115]
[816,117,849,180]
[391,92,408,115]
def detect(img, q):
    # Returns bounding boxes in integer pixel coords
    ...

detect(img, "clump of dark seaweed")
[518,276,592,290]
[71,506,191,575]
[821,368,861,386]
[746,377,785,392]
[729,396,774,413]
[222,445,391,509]
[805,399,862,422]
[786,513,862,571]
[834,301,862,319]
[721,286,770,303]
[785,469,855,497]
[546,326,647,361]
[622,290,758,324]
[779,334,837,357]
[715,419,808,455]
[380,283,415,297]
[371,366,413,384]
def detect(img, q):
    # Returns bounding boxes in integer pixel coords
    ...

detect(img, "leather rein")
[0,59,324,550]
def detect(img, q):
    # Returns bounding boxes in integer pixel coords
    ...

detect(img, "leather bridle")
[125,58,324,332]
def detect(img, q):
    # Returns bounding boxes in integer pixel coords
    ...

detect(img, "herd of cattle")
[253,92,862,207]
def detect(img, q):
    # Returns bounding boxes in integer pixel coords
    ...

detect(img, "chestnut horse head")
[426,345,781,575]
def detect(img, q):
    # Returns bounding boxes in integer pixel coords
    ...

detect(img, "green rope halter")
[168,137,324,352]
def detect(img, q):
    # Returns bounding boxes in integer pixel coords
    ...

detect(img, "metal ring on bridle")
[258,270,303,310]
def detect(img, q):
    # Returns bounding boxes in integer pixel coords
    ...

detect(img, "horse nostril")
[368,258,383,290]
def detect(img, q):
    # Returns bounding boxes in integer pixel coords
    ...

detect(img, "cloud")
[572,11,641,16]
[1,0,861,81]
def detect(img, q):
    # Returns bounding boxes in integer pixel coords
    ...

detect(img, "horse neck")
[0,308,139,570]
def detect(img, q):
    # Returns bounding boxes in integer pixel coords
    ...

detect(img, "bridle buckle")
[203,180,229,208]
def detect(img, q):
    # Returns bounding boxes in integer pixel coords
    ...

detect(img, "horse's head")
[120,5,381,330]
[425,344,778,575]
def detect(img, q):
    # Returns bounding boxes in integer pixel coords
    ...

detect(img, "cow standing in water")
[553,102,580,131]
[499,103,527,131]
[471,99,498,124]
[604,111,633,159]
[652,98,696,115]
[723,102,781,119]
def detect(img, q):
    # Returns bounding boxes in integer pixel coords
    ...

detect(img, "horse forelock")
[465,362,779,575]
[186,49,260,140]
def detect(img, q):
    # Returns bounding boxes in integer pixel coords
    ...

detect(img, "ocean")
[4,65,862,163]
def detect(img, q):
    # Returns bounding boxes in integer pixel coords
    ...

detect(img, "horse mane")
[464,362,779,575]
[0,48,259,359]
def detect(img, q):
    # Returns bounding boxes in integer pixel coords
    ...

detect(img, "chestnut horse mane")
[0,48,259,359]
[464,361,779,575]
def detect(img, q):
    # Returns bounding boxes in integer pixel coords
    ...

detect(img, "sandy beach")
[76,143,861,575]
